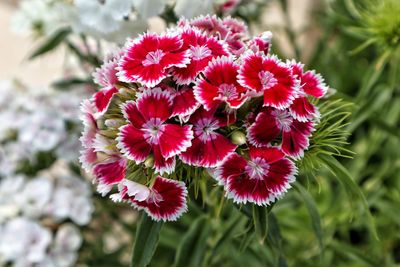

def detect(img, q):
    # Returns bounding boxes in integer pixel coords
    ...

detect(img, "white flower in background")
[0,161,93,267]
[133,0,169,19]
[18,177,53,218]
[174,0,214,18]
[0,144,29,177]
[49,224,82,267]
[0,218,52,263]
[19,111,66,152]
[0,81,85,164]
[0,176,25,222]
[11,0,64,36]
[73,0,133,33]
[44,166,94,225]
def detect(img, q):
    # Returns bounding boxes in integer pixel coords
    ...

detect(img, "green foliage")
[29,27,71,60]
[131,214,163,267]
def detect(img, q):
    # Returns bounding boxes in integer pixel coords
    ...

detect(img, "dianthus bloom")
[80,15,328,222]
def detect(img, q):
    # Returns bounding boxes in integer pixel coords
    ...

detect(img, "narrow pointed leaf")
[29,28,71,60]
[131,213,163,267]
[173,216,210,267]
[293,182,324,252]
[253,205,269,244]
[319,154,378,240]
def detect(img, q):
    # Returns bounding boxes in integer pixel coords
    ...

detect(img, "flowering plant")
[81,15,331,224]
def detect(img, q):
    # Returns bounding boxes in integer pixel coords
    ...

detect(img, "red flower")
[131,176,188,221]
[216,147,296,205]
[92,87,118,114]
[93,52,121,113]
[181,15,228,39]
[194,56,248,110]
[238,54,297,109]
[288,61,327,121]
[247,109,314,158]
[248,31,273,55]
[118,33,190,87]
[79,100,99,172]
[117,88,193,174]
[159,84,200,120]
[180,108,237,167]
[172,28,229,85]
[93,156,127,188]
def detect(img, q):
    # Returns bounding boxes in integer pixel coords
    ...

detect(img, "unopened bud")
[96,152,109,162]
[144,156,154,168]
[231,131,246,145]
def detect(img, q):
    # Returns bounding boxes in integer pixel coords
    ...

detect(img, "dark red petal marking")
[158,124,193,159]
[132,176,187,221]
[247,110,280,147]
[93,157,127,185]
[117,124,151,163]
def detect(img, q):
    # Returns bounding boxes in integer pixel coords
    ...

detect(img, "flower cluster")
[0,161,93,267]
[80,15,328,221]
[0,81,86,177]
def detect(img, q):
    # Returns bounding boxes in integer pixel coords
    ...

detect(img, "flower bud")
[144,156,154,168]
[231,131,246,145]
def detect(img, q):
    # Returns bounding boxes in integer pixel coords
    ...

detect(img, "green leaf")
[319,154,379,240]
[252,205,269,244]
[131,213,163,267]
[209,214,241,261]
[52,78,93,90]
[293,183,324,252]
[267,213,282,250]
[330,240,379,266]
[29,28,71,60]
[173,216,210,267]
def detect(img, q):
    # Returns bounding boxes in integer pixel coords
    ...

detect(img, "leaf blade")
[131,213,163,267]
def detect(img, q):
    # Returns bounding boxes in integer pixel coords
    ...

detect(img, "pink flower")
[181,15,228,39]
[159,84,199,120]
[92,52,121,114]
[110,179,150,203]
[92,87,118,114]
[248,31,273,55]
[117,88,194,174]
[194,56,248,111]
[172,28,229,85]
[247,108,314,158]
[287,61,328,121]
[117,32,191,87]
[93,156,127,188]
[179,108,237,167]
[219,0,241,14]
[128,176,188,221]
[216,146,296,205]
[238,54,297,109]
[79,100,99,172]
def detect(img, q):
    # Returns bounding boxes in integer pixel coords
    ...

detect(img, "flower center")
[245,157,270,180]
[258,71,277,90]
[217,84,238,100]
[190,45,212,60]
[272,110,293,132]
[194,118,219,142]
[146,190,164,205]
[142,118,164,145]
[142,49,165,66]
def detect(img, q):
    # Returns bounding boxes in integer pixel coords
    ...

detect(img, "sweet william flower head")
[80,17,334,222]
